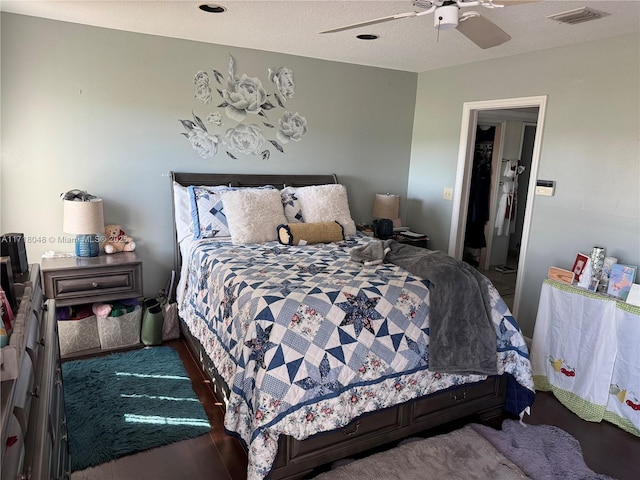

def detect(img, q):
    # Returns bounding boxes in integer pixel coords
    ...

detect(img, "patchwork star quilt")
[179,235,534,480]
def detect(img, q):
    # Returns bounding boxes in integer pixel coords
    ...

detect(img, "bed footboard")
[271,376,506,479]
[180,320,507,480]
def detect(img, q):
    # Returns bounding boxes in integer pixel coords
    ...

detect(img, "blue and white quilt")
[179,235,534,480]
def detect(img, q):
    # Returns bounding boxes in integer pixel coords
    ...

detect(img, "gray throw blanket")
[348,239,391,265]
[351,240,497,375]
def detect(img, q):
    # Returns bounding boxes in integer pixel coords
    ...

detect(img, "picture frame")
[571,253,590,283]
[548,266,575,284]
[626,284,640,307]
[607,264,638,301]
[588,278,599,292]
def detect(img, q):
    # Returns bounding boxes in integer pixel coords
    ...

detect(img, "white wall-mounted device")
[535,179,555,196]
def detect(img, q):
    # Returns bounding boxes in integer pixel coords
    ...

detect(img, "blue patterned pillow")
[280,186,304,223]
[188,185,234,239]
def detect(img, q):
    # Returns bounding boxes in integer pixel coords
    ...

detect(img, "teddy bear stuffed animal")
[102,224,136,254]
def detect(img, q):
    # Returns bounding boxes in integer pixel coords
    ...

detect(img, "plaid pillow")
[188,185,234,239]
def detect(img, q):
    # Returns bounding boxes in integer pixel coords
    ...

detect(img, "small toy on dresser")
[102,224,136,254]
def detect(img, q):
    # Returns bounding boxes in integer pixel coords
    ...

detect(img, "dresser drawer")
[55,271,133,294]
[281,406,402,467]
[410,376,506,426]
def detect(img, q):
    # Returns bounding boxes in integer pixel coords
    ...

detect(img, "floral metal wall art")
[179,56,308,161]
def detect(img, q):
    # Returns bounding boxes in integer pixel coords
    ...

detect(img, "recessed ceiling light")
[199,4,226,14]
[356,34,379,40]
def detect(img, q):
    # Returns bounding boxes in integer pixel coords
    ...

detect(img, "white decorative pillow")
[173,182,193,244]
[295,184,356,236]
[280,186,304,223]
[222,188,288,244]
[188,185,234,239]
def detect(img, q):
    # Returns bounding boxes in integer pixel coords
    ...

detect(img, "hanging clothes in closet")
[465,135,493,250]
[495,159,525,236]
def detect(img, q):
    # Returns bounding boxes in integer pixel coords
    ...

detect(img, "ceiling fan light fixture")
[459,11,481,22]
[434,5,459,29]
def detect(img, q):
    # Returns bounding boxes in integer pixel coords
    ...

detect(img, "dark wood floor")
[523,391,640,480]
[71,338,640,480]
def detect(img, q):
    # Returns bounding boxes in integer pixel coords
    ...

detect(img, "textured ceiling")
[2,0,639,72]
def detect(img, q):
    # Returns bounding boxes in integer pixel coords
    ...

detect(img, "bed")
[170,172,535,480]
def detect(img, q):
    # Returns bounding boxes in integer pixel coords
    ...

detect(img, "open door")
[449,96,547,318]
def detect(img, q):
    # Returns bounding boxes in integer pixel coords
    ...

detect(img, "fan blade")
[456,14,511,49]
[320,8,434,34]
[498,0,538,5]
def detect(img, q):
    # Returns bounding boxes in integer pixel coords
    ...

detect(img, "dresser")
[1,265,70,479]
[531,279,640,437]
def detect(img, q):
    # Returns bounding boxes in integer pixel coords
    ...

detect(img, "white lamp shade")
[63,198,105,234]
[373,193,400,220]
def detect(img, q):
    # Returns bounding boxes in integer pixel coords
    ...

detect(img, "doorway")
[448,96,547,319]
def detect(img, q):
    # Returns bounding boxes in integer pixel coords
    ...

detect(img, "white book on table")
[401,231,425,239]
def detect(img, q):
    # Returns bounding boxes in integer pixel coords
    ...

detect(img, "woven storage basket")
[97,306,141,349]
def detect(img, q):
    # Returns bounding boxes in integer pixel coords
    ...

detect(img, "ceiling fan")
[321,0,526,49]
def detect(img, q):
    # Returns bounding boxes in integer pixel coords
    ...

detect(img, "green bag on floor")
[140,297,164,346]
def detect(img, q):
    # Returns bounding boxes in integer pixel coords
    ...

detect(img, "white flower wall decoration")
[179,56,308,161]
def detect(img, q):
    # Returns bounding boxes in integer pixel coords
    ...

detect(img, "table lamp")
[372,193,400,240]
[63,194,104,257]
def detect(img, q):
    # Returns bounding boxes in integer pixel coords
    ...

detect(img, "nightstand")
[396,233,429,249]
[41,252,143,358]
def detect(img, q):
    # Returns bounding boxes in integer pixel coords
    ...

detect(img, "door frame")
[448,96,547,318]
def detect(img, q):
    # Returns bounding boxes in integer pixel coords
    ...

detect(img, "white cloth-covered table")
[531,279,640,436]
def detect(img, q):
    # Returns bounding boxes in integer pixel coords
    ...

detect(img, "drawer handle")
[343,421,361,437]
[91,282,99,288]
[450,389,467,403]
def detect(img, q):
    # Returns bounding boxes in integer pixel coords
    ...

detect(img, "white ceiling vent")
[547,7,610,25]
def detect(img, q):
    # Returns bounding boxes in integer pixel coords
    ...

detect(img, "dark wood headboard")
[170,172,338,274]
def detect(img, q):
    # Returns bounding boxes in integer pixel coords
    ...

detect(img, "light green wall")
[408,34,640,337]
[0,13,417,294]
[3,14,638,338]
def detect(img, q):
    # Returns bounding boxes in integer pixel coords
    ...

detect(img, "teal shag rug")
[62,346,211,472]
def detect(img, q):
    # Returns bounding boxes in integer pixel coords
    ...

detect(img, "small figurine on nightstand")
[102,224,136,254]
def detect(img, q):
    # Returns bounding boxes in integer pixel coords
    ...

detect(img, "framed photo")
[627,284,640,306]
[572,253,590,283]
[588,278,599,292]
[607,264,637,301]
[548,266,575,284]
